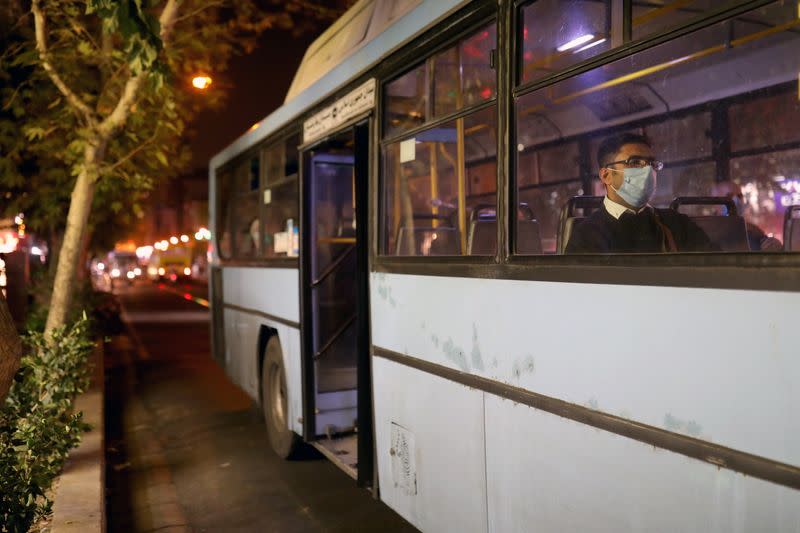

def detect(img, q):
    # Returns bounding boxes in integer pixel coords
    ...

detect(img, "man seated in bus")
[565,133,716,254]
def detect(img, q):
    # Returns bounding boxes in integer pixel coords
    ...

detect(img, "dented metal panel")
[485,395,800,532]
[221,267,303,434]
[370,272,800,468]
[373,357,487,532]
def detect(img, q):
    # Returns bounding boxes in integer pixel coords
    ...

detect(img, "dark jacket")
[565,206,718,254]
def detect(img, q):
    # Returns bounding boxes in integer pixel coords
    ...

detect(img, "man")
[565,133,716,254]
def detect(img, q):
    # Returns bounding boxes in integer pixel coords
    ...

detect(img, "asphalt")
[105,282,416,533]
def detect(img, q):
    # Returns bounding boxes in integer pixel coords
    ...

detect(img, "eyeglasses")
[605,156,664,171]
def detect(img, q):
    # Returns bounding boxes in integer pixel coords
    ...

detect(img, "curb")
[50,340,106,532]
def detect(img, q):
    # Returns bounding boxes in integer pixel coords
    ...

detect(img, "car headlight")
[133,267,142,276]
[111,268,121,278]
[158,267,165,276]
[126,271,135,279]
[183,267,191,276]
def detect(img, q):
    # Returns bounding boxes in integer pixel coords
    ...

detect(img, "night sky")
[186,27,321,171]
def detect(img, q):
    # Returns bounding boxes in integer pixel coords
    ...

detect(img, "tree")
[0,293,21,403]
[1,0,352,336]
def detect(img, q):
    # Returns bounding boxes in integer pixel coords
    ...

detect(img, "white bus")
[209,1,800,530]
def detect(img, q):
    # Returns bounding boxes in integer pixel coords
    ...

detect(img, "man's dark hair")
[597,132,651,168]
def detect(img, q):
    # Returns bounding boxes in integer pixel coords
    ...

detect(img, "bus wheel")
[261,337,298,459]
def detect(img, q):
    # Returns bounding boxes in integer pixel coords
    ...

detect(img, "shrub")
[0,317,94,532]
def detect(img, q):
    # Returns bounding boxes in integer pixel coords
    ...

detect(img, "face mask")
[610,165,656,208]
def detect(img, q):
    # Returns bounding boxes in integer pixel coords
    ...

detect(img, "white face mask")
[610,165,657,208]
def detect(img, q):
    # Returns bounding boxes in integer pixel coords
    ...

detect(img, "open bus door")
[300,122,372,486]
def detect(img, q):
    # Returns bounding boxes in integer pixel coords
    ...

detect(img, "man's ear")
[599,167,613,186]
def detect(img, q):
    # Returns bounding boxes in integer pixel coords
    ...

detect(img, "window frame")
[215,130,302,268]
[378,13,501,258]
[508,0,800,261]
[371,0,800,290]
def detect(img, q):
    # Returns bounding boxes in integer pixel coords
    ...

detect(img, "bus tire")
[261,336,298,459]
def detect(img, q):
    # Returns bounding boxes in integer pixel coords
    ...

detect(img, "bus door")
[301,123,371,484]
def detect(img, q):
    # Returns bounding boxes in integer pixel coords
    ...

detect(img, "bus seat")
[466,203,543,255]
[518,220,543,254]
[395,227,459,256]
[465,220,543,255]
[670,197,750,251]
[467,220,496,255]
[557,196,604,254]
[784,205,800,251]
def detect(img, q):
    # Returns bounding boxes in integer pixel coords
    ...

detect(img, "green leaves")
[87,0,163,75]
[0,318,93,531]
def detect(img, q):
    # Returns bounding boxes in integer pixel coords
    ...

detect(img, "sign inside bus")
[303,78,376,144]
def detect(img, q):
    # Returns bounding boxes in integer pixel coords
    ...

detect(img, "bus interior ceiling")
[307,129,360,475]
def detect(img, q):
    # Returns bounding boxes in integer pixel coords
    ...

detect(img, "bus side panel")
[285,326,303,435]
[373,356,488,533]
[485,395,800,532]
[222,267,300,323]
[370,273,800,467]
[220,267,302,419]
[220,306,303,435]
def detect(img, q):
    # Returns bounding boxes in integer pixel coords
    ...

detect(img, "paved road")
[106,283,415,533]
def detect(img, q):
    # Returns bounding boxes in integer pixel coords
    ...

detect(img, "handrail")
[311,244,355,288]
[314,314,356,359]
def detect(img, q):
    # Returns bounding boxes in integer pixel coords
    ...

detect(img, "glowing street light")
[180,234,189,243]
[170,236,179,245]
[192,75,213,90]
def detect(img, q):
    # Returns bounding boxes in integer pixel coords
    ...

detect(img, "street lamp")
[192,75,212,90]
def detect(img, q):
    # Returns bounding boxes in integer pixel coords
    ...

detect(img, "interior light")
[556,34,595,52]
[573,38,606,54]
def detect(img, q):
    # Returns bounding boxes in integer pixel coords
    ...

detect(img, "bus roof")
[210,0,468,171]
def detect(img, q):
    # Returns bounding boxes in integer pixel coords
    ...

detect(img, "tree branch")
[30,0,97,125]
[173,1,225,25]
[104,129,160,175]
[98,0,181,138]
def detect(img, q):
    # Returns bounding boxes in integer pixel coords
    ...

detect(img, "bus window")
[384,63,427,138]
[520,0,612,85]
[515,1,800,255]
[382,24,498,256]
[632,0,717,41]
[383,105,497,256]
[233,155,260,258]
[216,167,234,259]
[261,135,300,258]
[433,24,496,118]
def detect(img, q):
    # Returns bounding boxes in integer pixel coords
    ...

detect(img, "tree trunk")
[0,292,22,402]
[48,227,63,278]
[44,141,104,335]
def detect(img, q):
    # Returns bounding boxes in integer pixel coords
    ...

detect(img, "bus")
[209,1,800,530]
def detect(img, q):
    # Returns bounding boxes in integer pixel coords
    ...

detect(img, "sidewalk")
[50,341,106,532]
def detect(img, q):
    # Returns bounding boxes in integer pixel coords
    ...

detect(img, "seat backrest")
[467,220,496,255]
[671,196,750,251]
[690,216,750,251]
[784,206,800,251]
[557,196,604,254]
[518,220,543,254]
[559,217,583,254]
[467,203,543,255]
[396,227,459,256]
